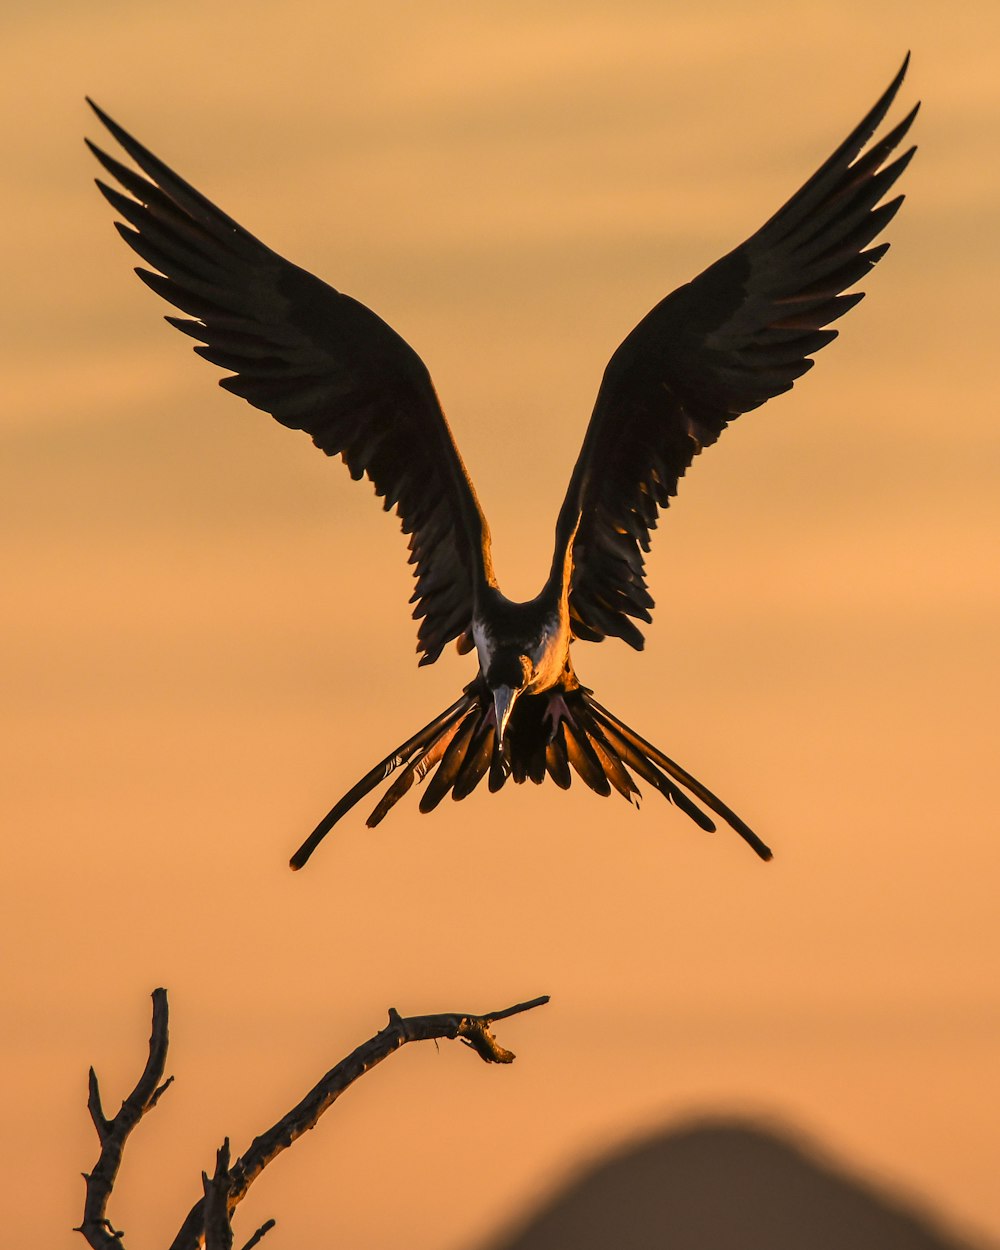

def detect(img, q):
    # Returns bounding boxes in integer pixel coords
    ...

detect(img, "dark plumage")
[85,57,918,869]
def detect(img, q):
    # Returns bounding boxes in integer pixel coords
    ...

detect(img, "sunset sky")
[3,2,998,1247]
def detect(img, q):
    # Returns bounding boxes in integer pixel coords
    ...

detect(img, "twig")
[202,1140,235,1250]
[238,1219,276,1250]
[76,988,173,1250]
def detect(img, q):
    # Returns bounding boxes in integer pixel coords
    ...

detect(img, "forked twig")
[77,987,173,1250]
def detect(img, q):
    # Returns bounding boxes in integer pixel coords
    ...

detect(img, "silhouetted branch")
[202,1139,235,1250]
[237,1219,276,1250]
[169,993,549,1250]
[201,1146,274,1250]
[79,989,548,1250]
[77,987,173,1250]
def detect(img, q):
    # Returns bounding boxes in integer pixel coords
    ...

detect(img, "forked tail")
[289,684,771,869]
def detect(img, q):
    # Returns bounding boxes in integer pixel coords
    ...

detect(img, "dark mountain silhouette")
[479,1119,989,1250]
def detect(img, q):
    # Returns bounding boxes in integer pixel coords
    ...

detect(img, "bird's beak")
[492,685,519,750]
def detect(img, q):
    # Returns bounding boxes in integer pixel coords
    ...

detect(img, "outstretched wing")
[556,56,918,649]
[86,101,493,666]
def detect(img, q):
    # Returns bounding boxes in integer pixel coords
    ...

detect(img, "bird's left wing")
[555,57,918,650]
[86,101,493,666]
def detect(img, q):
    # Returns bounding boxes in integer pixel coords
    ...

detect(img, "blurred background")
[3,1,997,1247]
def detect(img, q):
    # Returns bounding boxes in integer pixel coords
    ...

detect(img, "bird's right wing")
[555,57,917,649]
[86,101,493,666]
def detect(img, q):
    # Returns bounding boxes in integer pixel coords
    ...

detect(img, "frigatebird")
[86,57,916,869]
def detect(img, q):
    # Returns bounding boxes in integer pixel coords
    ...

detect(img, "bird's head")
[486,652,532,749]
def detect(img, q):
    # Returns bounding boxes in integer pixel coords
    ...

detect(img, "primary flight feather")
[86,56,917,868]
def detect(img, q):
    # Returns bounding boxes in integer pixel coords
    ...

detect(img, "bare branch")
[78,989,548,1250]
[169,995,550,1250]
[239,1220,276,1250]
[202,1140,234,1250]
[77,987,172,1250]
[458,995,551,1061]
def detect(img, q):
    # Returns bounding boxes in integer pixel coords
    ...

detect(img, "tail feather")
[586,694,772,860]
[590,710,717,832]
[290,681,771,868]
[288,693,472,869]
[562,716,612,796]
[583,717,641,804]
[368,716,465,827]
[452,721,495,800]
[365,759,421,829]
[418,710,479,813]
[527,736,548,785]
[488,740,509,792]
[510,743,530,785]
[544,728,572,790]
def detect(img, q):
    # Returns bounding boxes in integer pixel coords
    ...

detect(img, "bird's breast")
[472,600,571,694]
[471,618,498,673]
[526,617,572,693]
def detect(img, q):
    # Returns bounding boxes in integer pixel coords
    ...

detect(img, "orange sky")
[3,2,999,1247]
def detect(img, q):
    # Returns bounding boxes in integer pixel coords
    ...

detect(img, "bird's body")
[473,586,573,707]
[86,57,917,868]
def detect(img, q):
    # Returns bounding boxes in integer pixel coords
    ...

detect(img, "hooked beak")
[492,684,519,750]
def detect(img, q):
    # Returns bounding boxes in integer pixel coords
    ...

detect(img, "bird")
[85,56,917,870]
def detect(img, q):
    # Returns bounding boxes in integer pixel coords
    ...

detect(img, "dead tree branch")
[77,987,173,1250]
[202,1140,235,1250]
[236,1220,276,1250]
[79,989,548,1250]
